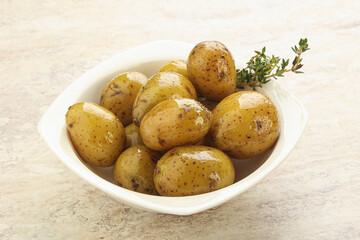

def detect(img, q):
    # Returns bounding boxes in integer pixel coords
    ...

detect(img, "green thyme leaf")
[236,38,310,89]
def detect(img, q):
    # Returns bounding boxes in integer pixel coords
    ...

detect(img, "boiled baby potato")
[153,145,235,196]
[140,98,212,151]
[132,72,197,127]
[187,41,236,101]
[159,60,188,78]
[66,102,125,167]
[124,123,143,149]
[114,145,160,195]
[100,72,147,126]
[209,91,280,159]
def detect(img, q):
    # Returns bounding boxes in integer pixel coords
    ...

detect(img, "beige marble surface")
[1,0,360,239]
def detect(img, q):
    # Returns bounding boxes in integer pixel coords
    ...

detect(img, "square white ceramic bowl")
[38,40,307,215]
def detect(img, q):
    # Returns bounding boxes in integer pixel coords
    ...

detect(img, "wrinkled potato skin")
[140,98,212,151]
[209,91,280,159]
[132,72,197,126]
[159,60,188,78]
[66,102,125,167]
[100,72,147,126]
[187,41,236,101]
[154,145,235,196]
[114,145,159,195]
[124,123,143,149]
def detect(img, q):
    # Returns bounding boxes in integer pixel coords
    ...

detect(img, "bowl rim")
[38,40,308,215]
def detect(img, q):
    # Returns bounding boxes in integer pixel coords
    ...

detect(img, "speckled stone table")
[1,0,360,239]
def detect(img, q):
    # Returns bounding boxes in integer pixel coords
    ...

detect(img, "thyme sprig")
[236,38,310,89]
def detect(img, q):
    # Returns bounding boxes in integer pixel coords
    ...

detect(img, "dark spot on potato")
[178,113,183,119]
[247,136,252,139]
[170,149,179,156]
[140,99,148,103]
[110,90,123,97]
[131,178,139,190]
[68,123,73,128]
[158,137,166,146]
[113,84,119,88]
[221,55,225,59]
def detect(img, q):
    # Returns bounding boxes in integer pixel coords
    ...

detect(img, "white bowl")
[38,40,307,215]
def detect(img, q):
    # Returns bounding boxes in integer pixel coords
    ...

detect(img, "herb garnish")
[236,38,310,89]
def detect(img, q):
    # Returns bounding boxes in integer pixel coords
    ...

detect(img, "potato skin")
[140,98,212,151]
[114,145,159,195]
[209,91,280,159]
[124,123,143,149]
[100,72,147,126]
[187,41,236,101]
[154,145,235,196]
[66,102,125,167]
[132,72,197,127]
[159,60,188,78]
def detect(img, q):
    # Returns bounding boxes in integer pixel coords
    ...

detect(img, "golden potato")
[114,145,159,195]
[187,41,236,101]
[158,60,188,78]
[66,102,125,167]
[140,98,212,151]
[100,72,147,126]
[154,145,235,196]
[124,123,143,149]
[209,91,280,159]
[132,72,197,127]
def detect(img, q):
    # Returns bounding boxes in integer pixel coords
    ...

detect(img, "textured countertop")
[1,0,360,239]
